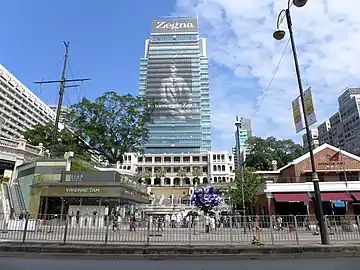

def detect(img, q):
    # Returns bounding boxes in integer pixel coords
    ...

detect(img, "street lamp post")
[235,117,247,233]
[273,0,329,245]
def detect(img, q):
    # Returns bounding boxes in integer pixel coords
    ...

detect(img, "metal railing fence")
[1,214,360,245]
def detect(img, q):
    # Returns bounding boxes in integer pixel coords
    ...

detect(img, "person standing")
[204,214,211,233]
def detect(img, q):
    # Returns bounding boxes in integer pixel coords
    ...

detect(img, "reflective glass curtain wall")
[139,18,211,154]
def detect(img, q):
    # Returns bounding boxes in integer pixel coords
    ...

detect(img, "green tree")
[143,171,153,179]
[229,168,264,213]
[177,167,187,185]
[21,123,90,160]
[138,171,153,185]
[155,167,165,185]
[192,167,203,185]
[65,92,155,164]
[0,176,10,185]
[245,136,303,170]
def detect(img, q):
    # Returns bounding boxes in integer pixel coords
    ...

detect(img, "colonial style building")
[255,143,360,217]
[118,151,234,206]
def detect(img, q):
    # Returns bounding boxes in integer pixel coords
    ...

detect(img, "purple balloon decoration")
[190,186,223,211]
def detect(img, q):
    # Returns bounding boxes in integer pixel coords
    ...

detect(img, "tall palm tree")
[192,167,203,188]
[136,170,153,186]
[154,167,165,186]
[143,170,153,184]
[177,167,187,186]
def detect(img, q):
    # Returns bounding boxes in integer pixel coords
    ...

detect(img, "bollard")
[293,215,299,245]
[146,218,150,246]
[269,215,274,245]
[104,215,109,245]
[188,220,192,246]
[229,216,233,244]
[22,215,29,243]
[63,215,68,245]
[256,216,260,242]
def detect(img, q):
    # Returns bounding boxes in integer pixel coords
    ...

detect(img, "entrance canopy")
[320,192,352,201]
[273,193,309,202]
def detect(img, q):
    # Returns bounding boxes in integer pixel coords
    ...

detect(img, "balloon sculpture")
[190,186,223,213]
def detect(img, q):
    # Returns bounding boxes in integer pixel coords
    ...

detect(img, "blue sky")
[1,0,359,152]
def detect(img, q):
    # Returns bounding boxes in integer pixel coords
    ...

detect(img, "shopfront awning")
[273,193,309,202]
[320,192,352,201]
[351,192,360,200]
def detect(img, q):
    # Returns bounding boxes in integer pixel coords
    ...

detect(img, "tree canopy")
[229,168,264,213]
[245,136,303,170]
[21,123,89,160]
[65,91,155,164]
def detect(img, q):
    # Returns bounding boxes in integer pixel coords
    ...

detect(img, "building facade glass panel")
[139,18,211,154]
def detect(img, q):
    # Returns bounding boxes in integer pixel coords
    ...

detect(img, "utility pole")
[34,42,90,155]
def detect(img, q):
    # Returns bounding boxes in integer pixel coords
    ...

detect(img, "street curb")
[1,243,360,259]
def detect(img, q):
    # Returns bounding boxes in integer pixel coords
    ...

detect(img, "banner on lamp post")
[303,87,317,126]
[292,97,304,133]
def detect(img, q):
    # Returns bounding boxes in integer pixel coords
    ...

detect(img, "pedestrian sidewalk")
[1,242,360,259]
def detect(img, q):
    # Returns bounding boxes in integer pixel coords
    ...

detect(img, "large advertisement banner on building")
[303,87,317,126]
[151,19,198,34]
[146,57,194,121]
[292,97,304,133]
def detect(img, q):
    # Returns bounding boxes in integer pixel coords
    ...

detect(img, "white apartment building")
[121,151,235,187]
[317,120,332,146]
[338,88,360,154]
[48,104,70,122]
[0,65,56,139]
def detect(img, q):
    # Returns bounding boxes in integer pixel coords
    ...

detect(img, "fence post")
[188,220,192,246]
[146,218,150,246]
[270,215,274,245]
[356,215,360,238]
[63,215,68,245]
[324,215,330,243]
[22,214,29,243]
[293,215,299,245]
[104,215,109,245]
[229,215,233,244]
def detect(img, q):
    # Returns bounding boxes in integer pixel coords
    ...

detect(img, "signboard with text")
[151,19,198,33]
[292,97,304,133]
[303,87,317,126]
[65,188,100,193]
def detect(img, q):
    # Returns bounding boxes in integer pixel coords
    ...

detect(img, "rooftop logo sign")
[151,19,198,33]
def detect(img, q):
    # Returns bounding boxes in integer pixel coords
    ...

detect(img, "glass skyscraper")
[139,18,211,154]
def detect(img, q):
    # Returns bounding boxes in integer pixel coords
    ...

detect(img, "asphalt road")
[1,257,360,270]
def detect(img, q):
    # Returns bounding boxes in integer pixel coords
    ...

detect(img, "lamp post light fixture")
[273,0,329,245]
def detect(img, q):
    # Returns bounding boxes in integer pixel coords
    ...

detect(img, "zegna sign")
[151,19,198,33]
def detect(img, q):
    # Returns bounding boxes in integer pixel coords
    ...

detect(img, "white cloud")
[174,0,360,150]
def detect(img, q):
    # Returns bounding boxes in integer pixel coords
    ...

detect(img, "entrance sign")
[318,152,344,166]
[65,188,100,193]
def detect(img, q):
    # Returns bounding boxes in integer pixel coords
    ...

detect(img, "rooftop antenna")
[34,41,91,155]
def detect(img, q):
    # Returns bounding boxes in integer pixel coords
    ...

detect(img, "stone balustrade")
[0,136,46,181]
